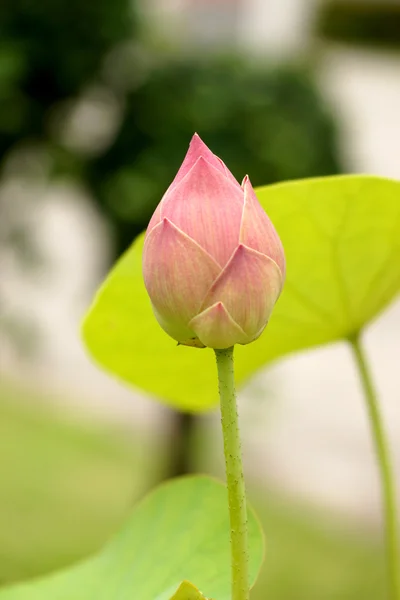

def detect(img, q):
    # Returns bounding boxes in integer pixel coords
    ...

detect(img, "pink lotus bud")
[142,134,285,349]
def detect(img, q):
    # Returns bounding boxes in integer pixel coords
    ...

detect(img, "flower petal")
[189,302,249,349]
[143,218,221,340]
[240,176,286,278]
[200,244,283,339]
[169,133,228,191]
[161,157,244,266]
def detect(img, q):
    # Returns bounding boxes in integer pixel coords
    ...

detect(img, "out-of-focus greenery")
[0,0,341,258]
[316,1,400,50]
[251,493,385,600]
[0,384,384,598]
[0,0,136,151]
[0,383,159,583]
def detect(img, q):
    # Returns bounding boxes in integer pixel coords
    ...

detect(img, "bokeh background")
[0,0,399,598]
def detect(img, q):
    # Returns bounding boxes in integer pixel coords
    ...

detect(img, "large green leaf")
[82,175,400,411]
[0,476,264,600]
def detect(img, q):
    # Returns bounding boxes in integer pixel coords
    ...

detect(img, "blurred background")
[0,0,399,597]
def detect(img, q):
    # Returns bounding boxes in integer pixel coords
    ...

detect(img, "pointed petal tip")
[242,175,257,194]
[194,155,208,166]
[158,216,175,232]
[180,155,225,182]
[189,301,248,349]
[188,154,232,179]
[213,301,225,313]
[188,133,209,154]
[166,134,214,192]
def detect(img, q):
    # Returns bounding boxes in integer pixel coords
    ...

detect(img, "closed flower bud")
[142,134,285,349]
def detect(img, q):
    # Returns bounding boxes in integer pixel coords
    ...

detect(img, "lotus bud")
[142,134,285,349]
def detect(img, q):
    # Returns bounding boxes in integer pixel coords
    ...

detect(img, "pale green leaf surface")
[82,175,400,411]
[0,477,264,600]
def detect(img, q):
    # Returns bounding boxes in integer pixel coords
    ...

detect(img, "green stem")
[350,334,400,600]
[214,347,249,600]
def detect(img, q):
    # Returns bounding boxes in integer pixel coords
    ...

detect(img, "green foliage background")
[0,1,341,256]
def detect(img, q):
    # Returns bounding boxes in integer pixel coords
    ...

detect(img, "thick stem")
[214,347,249,600]
[350,335,400,600]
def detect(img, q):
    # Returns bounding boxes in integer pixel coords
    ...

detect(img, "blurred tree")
[0,0,136,154]
[0,0,342,479]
